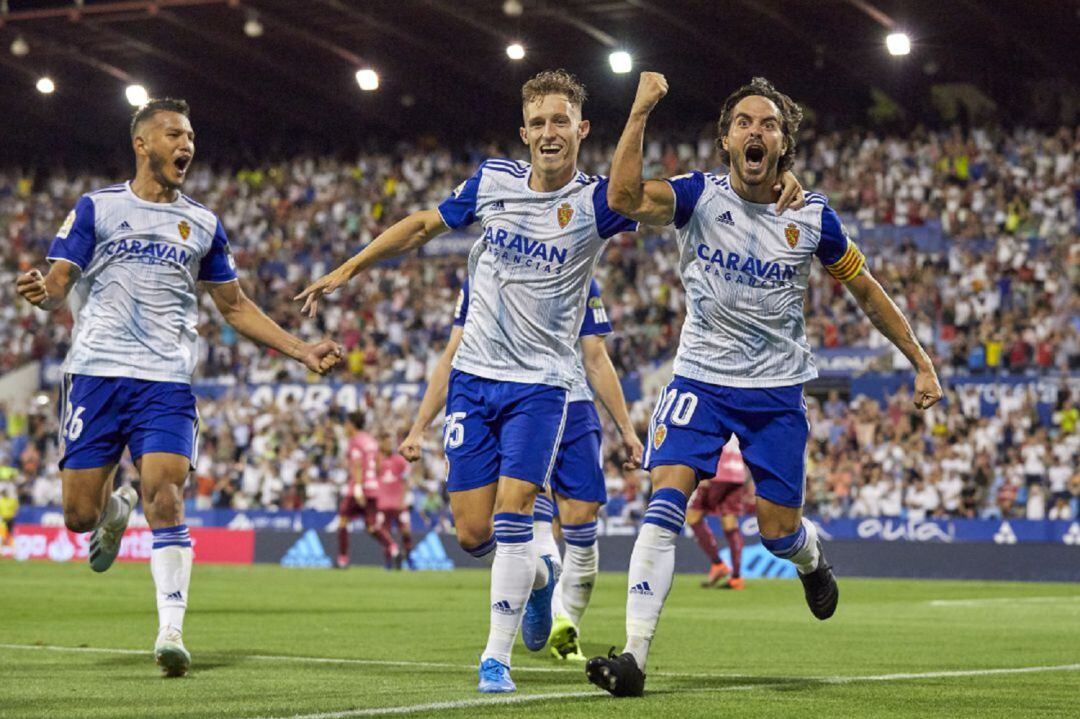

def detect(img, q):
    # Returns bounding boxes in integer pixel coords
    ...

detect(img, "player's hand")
[16,269,49,307]
[913,368,942,410]
[621,428,644,471]
[301,339,343,375]
[399,431,423,463]
[774,171,806,214]
[631,72,668,116]
[294,267,350,318]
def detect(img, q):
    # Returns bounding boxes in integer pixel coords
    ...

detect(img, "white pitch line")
[248,664,1080,719]
[0,643,758,679]
[929,596,1080,608]
[246,691,601,719]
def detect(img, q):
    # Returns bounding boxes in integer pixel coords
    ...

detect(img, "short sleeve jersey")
[437,159,634,389]
[46,182,237,383]
[664,172,866,387]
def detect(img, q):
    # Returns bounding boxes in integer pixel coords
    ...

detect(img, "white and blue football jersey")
[665,172,866,388]
[47,182,238,384]
[453,276,612,403]
[438,158,634,389]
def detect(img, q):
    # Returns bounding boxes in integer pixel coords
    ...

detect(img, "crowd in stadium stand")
[0,123,1077,523]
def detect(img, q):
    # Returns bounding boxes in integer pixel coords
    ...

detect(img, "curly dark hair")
[129,98,190,138]
[521,69,587,109]
[716,77,802,172]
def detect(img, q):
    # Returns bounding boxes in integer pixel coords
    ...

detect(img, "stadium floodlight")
[886,32,911,56]
[243,13,264,38]
[355,68,379,91]
[10,35,29,57]
[506,43,525,61]
[609,50,632,74]
[502,0,523,17]
[126,84,149,106]
[36,76,55,95]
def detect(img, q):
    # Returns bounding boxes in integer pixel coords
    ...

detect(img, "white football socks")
[623,488,687,672]
[150,525,193,633]
[482,513,535,667]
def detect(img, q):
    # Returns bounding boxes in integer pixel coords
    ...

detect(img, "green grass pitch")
[1,561,1078,718]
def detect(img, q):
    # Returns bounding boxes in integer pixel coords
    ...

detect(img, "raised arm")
[607,72,677,226]
[845,268,942,409]
[399,325,464,462]
[295,208,450,317]
[205,280,341,375]
[580,334,644,470]
[608,72,804,226]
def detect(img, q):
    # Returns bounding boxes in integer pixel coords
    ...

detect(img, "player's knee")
[63,506,98,533]
[143,484,183,525]
[456,522,493,550]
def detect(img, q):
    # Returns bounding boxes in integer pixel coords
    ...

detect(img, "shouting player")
[688,436,748,590]
[586,74,943,697]
[298,70,803,693]
[15,99,341,677]
[399,275,643,661]
[337,412,399,569]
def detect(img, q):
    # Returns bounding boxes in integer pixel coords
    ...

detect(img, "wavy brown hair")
[521,69,587,110]
[716,77,802,172]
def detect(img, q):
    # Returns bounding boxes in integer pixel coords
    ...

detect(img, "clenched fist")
[632,72,668,116]
[16,269,49,307]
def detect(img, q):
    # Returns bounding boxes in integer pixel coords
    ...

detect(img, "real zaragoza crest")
[178,220,191,241]
[653,424,668,450]
[784,222,800,249]
[557,202,573,228]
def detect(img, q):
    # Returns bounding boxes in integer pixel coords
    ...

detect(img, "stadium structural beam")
[0,0,230,26]
[0,25,133,82]
[843,0,896,29]
[317,0,517,102]
[78,18,298,124]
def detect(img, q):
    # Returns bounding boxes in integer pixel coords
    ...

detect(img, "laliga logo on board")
[178,220,191,241]
[785,223,800,249]
[557,202,573,228]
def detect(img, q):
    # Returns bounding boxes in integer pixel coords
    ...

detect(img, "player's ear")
[519,126,528,145]
[720,133,729,153]
[578,119,590,140]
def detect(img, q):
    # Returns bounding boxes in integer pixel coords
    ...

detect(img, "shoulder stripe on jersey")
[482,165,528,178]
[484,159,529,172]
[90,187,126,196]
[181,194,211,211]
[805,192,828,202]
[805,198,827,206]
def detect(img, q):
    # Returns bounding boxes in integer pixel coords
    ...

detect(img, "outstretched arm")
[16,261,79,312]
[580,335,644,469]
[295,208,450,317]
[205,280,342,375]
[845,269,942,409]
[399,325,464,462]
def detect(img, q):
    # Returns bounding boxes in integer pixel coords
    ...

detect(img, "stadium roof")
[2,0,1078,168]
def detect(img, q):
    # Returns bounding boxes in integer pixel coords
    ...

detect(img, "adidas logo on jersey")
[629,581,654,596]
[117,220,133,232]
[491,599,518,615]
[164,590,184,602]
[715,210,735,226]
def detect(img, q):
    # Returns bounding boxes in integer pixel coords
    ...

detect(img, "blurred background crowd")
[1,122,1077,527]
